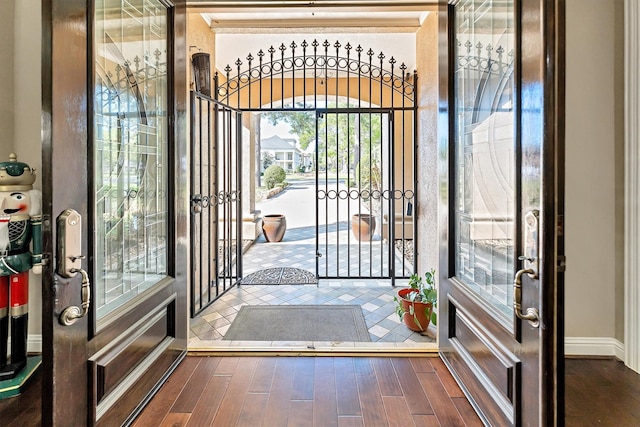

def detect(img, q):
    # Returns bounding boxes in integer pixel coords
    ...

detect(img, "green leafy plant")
[264,165,286,189]
[394,269,438,330]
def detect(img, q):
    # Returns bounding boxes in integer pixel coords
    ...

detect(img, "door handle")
[59,267,91,326]
[56,209,91,326]
[513,268,540,328]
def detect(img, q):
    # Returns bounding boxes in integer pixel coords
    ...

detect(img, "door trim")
[625,0,640,373]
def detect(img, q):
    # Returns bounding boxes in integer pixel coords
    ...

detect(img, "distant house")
[260,135,302,172]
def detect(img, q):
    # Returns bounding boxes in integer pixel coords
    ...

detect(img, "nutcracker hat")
[0,153,36,191]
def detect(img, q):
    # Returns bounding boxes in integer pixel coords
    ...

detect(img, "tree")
[262,103,384,182]
[262,107,316,151]
[262,152,274,170]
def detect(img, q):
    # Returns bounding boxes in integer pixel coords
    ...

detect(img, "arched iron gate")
[191,39,418,315]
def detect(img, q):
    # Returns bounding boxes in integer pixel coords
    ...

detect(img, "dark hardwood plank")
[371,357,403,396]
[133,356,640,427]
[353,357,389,427]
[430,357,466,399]
[391,357,434,415]
[0,370,42,427]
[248,357,277,393]
[565,359,640,426]
[210,357,258,426]
[337,416,365,427]
[417,372,465,427]
[410,357,435,373]
[313,357,338,427]
[451,398,484,427]
[334,357,361,416]
[214,356,240,375]
[292,357,315,400]
[170,357,221,413]
[185,375,230,427]
[262,358,298,426]
[236,392,269,426]
[413,414,442,426]
[160,413,191,427]
[288,400,314,427]
[132,356,200,427]
[382,396,415,427]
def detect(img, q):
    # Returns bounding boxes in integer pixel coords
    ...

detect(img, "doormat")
[223,305,371,342]
[239,267,318,285]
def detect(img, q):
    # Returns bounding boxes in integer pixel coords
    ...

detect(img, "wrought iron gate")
[315,108,415,282]
[189,38,418,312]
[190,91,243,316]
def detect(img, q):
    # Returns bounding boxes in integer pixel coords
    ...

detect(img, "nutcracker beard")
[0,271,28,380]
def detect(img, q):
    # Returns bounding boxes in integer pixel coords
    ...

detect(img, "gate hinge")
[557,255,566,272]
[557,214,564,236]
[316,251,322,258]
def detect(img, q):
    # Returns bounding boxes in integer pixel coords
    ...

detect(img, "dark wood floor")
[2,357,640,426]
[133,356,482,427]
[565,358,640,426]
[0,369,41,427]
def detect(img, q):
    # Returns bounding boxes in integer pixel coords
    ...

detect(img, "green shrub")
[355,156,381,192]
[264,165,286,189]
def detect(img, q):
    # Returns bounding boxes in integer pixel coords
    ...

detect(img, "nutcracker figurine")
[0,153,41,381]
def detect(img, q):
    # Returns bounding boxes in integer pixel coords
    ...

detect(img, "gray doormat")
[223,305,371,342]
[240,267,318,285]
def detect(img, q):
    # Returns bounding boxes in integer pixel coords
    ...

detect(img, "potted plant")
[394,269,437,332]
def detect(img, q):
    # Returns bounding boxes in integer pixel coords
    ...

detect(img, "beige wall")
[565,0,625,341]
[188,13,216,93]
[415,12,439,272]
[0,2,15,160]
[15,0,42,338]
[0,0,42,340]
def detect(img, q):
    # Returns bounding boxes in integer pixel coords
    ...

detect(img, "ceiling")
[199,6,435,72]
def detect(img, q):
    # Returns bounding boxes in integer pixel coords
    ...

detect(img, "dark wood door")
[438,1,565,426]
[41,1,188,425]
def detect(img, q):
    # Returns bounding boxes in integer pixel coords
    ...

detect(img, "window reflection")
[453,0,516,317]
[94,0,169,320]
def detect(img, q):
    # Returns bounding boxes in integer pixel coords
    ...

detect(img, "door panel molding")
[90,294,177,403]
[446,294,521,425]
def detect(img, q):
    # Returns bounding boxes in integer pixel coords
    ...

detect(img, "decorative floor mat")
[239,267,318,285]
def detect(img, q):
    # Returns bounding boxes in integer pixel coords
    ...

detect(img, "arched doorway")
[190,39,419,315]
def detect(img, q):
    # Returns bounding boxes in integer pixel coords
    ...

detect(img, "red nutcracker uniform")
[0,153,41,381]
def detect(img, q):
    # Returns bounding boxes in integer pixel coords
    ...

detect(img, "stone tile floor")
[189,280,436,347]
[189,190,432,349]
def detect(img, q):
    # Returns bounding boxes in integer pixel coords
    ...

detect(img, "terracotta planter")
[351,213,376,241]
[262,214,287,242]
[397,288,433,332]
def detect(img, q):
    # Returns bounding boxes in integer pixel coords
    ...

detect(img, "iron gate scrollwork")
[190,92,243,317]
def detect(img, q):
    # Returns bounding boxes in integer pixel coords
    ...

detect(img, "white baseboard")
[27,334,42,353]
[6,334,42,355]
[565,337,624,360]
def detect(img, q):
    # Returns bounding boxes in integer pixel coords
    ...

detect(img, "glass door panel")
[93,0,169,321]
[453,0,516,321]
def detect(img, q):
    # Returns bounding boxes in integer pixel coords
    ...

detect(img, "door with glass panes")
[41,1,188,425]
[438,0,565,426]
